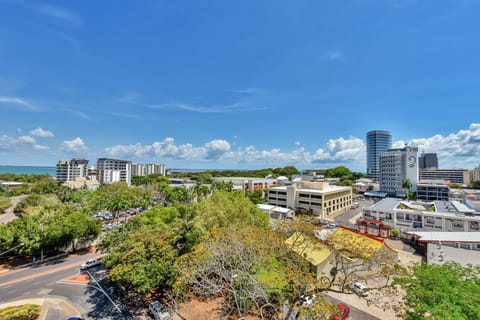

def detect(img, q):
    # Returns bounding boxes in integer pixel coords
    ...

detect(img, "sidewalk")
[0,297,82,320]
[327,291,399,319]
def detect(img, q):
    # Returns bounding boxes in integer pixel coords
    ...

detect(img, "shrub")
[0,304,41,320]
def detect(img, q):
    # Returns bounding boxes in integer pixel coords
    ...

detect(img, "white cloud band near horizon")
[102,123,480,170]
[1,123,479,171]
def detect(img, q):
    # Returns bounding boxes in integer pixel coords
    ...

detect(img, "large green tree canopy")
[395,262,480,320]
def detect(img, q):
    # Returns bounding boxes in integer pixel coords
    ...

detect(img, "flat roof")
[427,244,480,266]
[407,231,480,242]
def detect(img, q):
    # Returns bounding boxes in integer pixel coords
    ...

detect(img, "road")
[334,199,373,228]
[0,252,148,319]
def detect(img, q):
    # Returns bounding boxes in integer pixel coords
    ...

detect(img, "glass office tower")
[366,130,392,180]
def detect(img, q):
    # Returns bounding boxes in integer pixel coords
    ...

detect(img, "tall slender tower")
[366,130,392,181]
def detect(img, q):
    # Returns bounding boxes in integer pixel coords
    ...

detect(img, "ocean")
[0,166,56,176]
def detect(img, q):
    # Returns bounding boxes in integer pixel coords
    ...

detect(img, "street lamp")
[0,242,24,256]
[85,269,122,315]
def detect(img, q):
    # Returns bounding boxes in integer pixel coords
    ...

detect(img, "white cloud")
[118,92,142,103]
[0,96,38,111]
[204,139,230,159]
[227,88,264,94]
[36,4,84,27]
[69,109,89,120]
[30,127,55,138]
[102,123,480,171]
[18,135,36,144]
[0,135,16,150]
[62,137,87,153]
[33,144,49,150]
[408,123,480,169]
[144,101,266,113]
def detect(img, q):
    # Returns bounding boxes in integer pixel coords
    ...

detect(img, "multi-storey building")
[419,152,438,170]
[469,165,480,182]
[419,168,470,185]
[131,163,145,177]
[267,181,352,218]
[146,163,165,176]
[56,158,89,182]
[366,130,392,181]
[379,145,419,197]
[417,182,450,201]
[362,198,480,232]
[97,158,132,185]
[212,177,278,192]
[131,163,166,177]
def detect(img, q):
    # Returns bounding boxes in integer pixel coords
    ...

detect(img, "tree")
[471,181,480,189]
[196,190,269,230]
[395,262,480,320]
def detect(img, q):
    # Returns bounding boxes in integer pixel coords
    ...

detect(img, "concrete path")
[0,195,27,224]
[0,297,82,320]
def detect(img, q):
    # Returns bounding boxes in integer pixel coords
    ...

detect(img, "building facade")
[56,158,89,182]
[379,145,419,197]
[366,130,392,181]
[470,164,480,182]
[97,158,132,185]
[131,163,166,177]
[419,169,470,185]
[419,152,438,169]
[362,198,480,232]
[417,182,450,201]
[267,181,352,218]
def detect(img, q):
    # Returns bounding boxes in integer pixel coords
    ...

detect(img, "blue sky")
[0,0,479,172]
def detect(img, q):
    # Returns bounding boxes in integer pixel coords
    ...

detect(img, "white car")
[80,259,100,270]
[149,301,170,320]
[351,281,368,297]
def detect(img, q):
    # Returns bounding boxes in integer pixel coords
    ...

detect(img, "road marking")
[0,255,104,287]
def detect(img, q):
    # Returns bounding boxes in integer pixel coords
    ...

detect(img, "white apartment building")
[267,181,352,218]
[212,177,278,192]
[97,158,132,185]
[380,145,418,197]
[362,198,480,232]
[56,158,89,182]
[131,163,166,177]
[470,165,480,182]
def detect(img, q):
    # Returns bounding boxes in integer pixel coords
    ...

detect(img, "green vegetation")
[471,181,480,189]
[0,304,41,320]
[171,165,300,180]
[395,262,480,320]
[449,183,461,189]
[324,166,364,181]
[390,229,400,238]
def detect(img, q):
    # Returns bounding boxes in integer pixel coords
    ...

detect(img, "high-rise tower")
[366,130,392,180]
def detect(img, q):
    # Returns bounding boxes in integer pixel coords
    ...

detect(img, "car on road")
[327,223,338,229]
[331,303,350,320]
[149,301,170,319]
[80,258,100,271]
[350,281,368,297]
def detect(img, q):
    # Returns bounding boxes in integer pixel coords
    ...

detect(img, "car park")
[331,303,350,320]
[80,259,100,271]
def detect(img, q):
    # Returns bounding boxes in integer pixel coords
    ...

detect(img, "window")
[425,217,434,224]
[453,221,463,228]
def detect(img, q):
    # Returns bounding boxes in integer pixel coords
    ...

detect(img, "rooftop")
[285,232,332,266]
[407,231,480,243]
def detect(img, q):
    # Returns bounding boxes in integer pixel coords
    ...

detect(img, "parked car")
[331,303,350,320]
[149,301,170,320]
[80,259,100,271]
[350,281,368,297]
[327,223,338,229]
